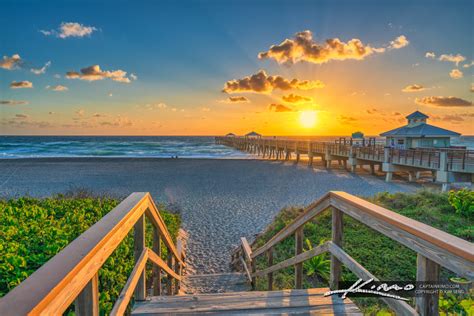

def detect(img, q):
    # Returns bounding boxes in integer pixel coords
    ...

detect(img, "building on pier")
[245,131,262,138]
[380,111,460,149]
[225,133,236,137]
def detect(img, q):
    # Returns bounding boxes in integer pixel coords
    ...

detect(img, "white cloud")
[66,65,132,83]
[439,54,466,66]
[389,35,409,49]
[41,22,97,39]
[143,103,167,110]
[31,61,51,75]
[463,61,474,68]
[0,54,22,70]
[449,69,463,79]
[130,73,138,81]
[425,52,436,59]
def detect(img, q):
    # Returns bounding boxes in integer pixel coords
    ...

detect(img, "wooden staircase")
[1,191,472,316]
[132,288,361,315]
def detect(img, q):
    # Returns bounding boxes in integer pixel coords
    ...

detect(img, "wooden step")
[132,288,362,315]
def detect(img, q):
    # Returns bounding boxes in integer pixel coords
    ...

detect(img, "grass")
[251,189,473,315]
[0,193,181,315]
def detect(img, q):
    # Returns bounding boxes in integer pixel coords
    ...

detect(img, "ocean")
[0,136,473,159]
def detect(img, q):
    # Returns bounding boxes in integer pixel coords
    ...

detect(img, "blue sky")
[0,0,472,135]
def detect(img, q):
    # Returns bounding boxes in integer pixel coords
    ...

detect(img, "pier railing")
[0,192,185,316]
[234,191,473,316]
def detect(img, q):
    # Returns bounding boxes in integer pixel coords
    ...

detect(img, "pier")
[215,136,474,190]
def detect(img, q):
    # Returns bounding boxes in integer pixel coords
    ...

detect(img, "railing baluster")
[267,248,273,290]
[251,257,256,290]
[295,227,303,289]
[416,254,440,316]
[75,273,99,316]
[167,252,174,295]
[134,215,146,301]
[152,227,161,296]
[330,208,343,290]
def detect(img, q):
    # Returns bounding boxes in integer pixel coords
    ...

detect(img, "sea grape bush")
[448,189,474,217]
[0,196,181,314]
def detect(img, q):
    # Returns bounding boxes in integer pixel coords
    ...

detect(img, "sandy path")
[0,158,415,274]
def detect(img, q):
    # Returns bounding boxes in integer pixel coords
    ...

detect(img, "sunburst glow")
[299,110,317,128]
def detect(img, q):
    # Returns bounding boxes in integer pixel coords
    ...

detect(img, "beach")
[0,158,415,274]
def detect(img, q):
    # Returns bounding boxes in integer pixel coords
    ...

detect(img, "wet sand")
[0,158,415,274]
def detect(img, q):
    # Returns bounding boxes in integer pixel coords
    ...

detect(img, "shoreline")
[0,158,416,274]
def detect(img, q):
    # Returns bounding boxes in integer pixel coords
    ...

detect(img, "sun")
[299,110,317,128]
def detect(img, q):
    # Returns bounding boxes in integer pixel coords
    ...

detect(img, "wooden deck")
[131,288,362,315]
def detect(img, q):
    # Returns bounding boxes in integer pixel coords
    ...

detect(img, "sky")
[0,0,473,136]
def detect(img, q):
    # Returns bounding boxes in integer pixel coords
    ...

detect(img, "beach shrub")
[448,189,474,217]
[251,189,473,315]
[0,195,181,314]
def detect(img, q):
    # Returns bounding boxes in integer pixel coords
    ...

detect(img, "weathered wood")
[252,194,331,258]
[416,254,440,316]
[75,273,99,316]
[147,249,181,280]
[167,253,174,295]
[174,239,183,295]
[0,192,150,315]
[251,258,256,290]
[267,248,273,290]
[253,242,329,278]
[240,257,252,282]
[152,229,161,296]
[329,191,474,279]
[328,242,416,315]
[134,215,146,301]
[131,288,362,315]
[330,208,343,290]
[295,228,303,289]
[240,237,252,262]
[110,249,148,316]
[145,200,185,267]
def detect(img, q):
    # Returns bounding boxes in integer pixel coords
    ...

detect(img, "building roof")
[406,111,429,119]
[245,131,261,137]
[380,123,460,137]
[225,133,236,136]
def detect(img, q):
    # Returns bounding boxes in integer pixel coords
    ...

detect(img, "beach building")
[225,133,236,137]
[245,131,262,138]
[380,111,460,149]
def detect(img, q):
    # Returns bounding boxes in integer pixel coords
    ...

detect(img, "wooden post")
[134,215,146,301]
[251,258,256,290]
[330,209,343,290]
[174,258,180,295]
[416,254,440,316]
[267,248,273,290]
[152,228,162,296]
[75,273,99,316]
[167,253,174,295]
[295,228,303,289]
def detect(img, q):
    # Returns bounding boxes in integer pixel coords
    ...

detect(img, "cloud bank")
[415,96,472,107]
[66,65,132,83]
[223,70,324,94]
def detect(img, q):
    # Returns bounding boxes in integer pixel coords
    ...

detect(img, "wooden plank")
[240,237,252,262]
[328,242,416,315]
[253,242,329,278]
[240,257,252,282]
[267,248,273,290]
[145,199,185,267]
[295,228,303,289]
[147,248,182,281]
[329,192,474,279]
[134,215,146,301]
[110,249,148,316]
[416,254,440,316]
[152,228,161,296]
[75,273,99,316]
[330,208,343,290]
[252,194,331,258]
[0,192,150,316]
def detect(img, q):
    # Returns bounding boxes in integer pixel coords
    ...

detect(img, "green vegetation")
[0,194,181,314]
[252,189,473,315]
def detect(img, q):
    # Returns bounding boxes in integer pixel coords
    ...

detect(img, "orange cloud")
[223,70,324,94]
[268,103,294,112]
[66,65,132,83]
[10,81,33,89]
[0,54,22,70]
[402,84,426,92]
[449,69,463,79]
[222,96,250,103]
[281,93,313,103]
[257,30,406,65]
[415,96,472,107]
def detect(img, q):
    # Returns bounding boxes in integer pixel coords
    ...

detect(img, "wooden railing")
[0,192,185,316]
[235,191,474,316]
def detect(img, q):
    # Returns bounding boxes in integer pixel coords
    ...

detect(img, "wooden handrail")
[0,192,184,316]
[240,191,474,316]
